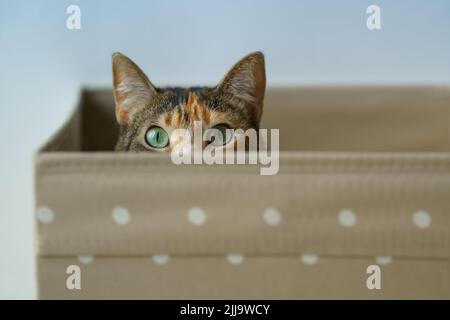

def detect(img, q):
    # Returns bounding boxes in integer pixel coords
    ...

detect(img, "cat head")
[112,52,266,152]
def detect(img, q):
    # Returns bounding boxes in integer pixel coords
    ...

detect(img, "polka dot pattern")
[262,207,282,226]
[36,206,54,224]
[338,209,356,227]
[227,254,244,266]
[39,205,437,271]
[412,210,431,229]
[112,207,130,225]
[188,207,207,226]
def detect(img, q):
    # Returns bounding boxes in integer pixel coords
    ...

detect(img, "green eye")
[145,126,169,148]
[209,124,232,146]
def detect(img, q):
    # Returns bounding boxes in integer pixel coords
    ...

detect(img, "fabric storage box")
[35,86,450,299]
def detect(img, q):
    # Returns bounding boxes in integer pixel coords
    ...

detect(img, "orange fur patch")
[183,91,211,126]
[162,91,213,130]
[164,113,172,126]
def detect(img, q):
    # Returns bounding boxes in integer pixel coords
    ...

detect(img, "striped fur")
[112,52,266,152]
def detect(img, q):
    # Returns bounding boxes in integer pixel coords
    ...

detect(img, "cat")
[112,52,266,153]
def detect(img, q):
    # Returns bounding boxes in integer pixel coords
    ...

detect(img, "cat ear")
[112,52,157,125]
[217,51,266,121]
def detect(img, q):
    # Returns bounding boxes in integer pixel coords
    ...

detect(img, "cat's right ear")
[112,53,157,126]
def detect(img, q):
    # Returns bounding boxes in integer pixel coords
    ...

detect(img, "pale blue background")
[1,0,449,299]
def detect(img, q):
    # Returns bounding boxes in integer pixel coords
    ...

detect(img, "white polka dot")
[301,254,319,266]
[187,207,206,226]
[112,206,130,225]
[36,206,54,224]
[78,255,94,265]
[152,254,170,265]
[262,207,282,226]
[338,209,356,227]
[227,254,244,266]
[413,210,431,229]
[375,256,392,266]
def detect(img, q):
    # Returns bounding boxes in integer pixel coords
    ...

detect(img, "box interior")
[44,86,450,153]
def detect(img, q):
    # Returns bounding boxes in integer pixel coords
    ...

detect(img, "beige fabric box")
[35,86,450,299]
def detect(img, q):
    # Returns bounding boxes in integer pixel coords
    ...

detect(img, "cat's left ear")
[112,52,157,126]
[216,51,266,122]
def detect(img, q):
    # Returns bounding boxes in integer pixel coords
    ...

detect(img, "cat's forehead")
[149,88,220,129]
[164,87,207,104]
[133,87,246,131]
